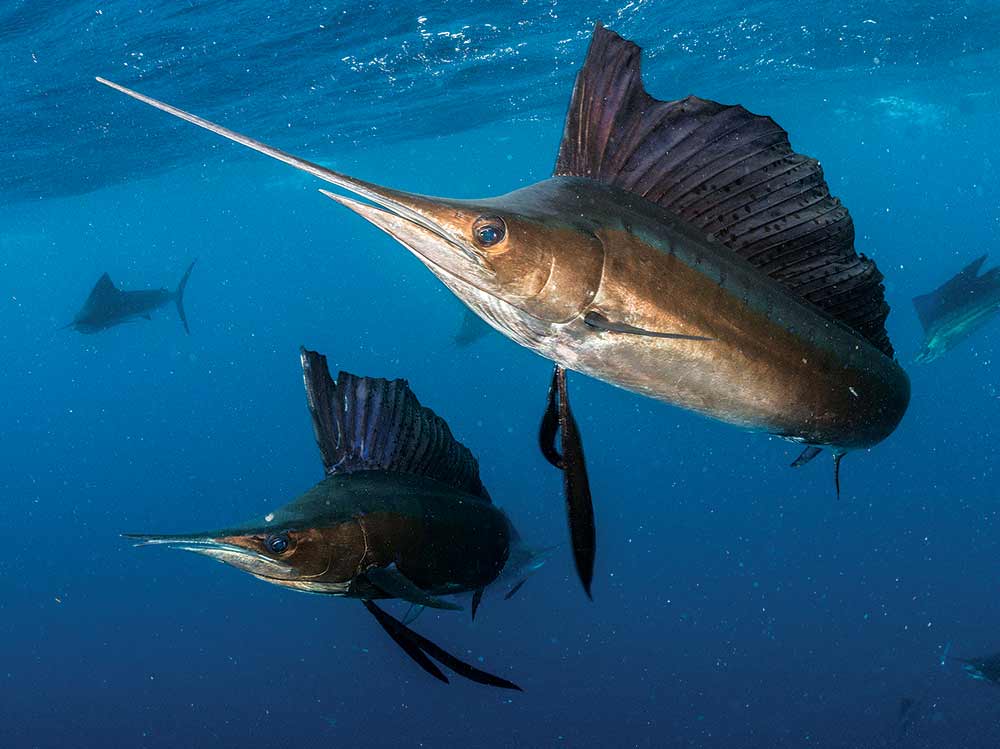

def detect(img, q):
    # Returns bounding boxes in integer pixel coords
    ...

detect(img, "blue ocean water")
[3,1,1000,746]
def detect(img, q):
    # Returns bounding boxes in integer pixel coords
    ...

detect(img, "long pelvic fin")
[539,365,596,599]
[363,601,522,690]
[539,375,564,469]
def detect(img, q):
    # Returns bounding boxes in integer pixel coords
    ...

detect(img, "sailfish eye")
[473,216,507,248]
[265,533,290,554]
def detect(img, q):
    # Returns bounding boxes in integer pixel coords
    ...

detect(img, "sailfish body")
[96,22,910,594]
[69,261,196,334]
[439,174,908,450]
[128,349,537,690]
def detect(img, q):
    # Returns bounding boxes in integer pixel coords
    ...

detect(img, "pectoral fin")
[584,311,712,341]
[366,564,462,611]
[363,601,522,690]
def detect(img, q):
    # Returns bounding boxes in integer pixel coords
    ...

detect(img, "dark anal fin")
[790,446,823,468]
[471,587,484,621]
[584,311,713,341]
[364,601,522,691]
[538,365,596,599]
[504,579,527,601]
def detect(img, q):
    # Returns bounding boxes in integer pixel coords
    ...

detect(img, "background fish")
[66,260,196,334]
[913,255,1000,363]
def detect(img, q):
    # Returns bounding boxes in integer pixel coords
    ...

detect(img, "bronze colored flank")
[97,23,910,597]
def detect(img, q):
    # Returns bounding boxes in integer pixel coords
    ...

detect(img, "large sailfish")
[97,23,910,597]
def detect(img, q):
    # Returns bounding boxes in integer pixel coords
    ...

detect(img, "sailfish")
[913,255,1000,363]
[128,348,542,690]
[96,23,910,597]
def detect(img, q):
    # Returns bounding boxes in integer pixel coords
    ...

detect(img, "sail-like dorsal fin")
[87,273,118,302]
[299,348,490,501]
[555,22,895,358]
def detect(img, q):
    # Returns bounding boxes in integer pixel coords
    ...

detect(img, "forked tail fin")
[174,259,197,334]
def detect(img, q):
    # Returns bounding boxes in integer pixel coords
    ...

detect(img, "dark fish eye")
[265,533,290,554]
[473,217,506,248]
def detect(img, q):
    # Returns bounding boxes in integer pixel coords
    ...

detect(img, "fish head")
[125,520,362,594]
[322,180,605,324]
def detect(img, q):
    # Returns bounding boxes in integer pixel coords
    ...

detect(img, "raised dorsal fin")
[299,348,490,501]
[955,255,988,281]
[87,273,118,301]
[555,23,894,358]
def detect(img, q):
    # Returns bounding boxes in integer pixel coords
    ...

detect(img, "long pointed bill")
[123,532,290,573]
[94,77,488,275]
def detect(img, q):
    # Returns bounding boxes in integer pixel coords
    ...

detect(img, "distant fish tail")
[174,259,197,334]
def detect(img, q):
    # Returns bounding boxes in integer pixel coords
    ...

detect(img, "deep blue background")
[3,1,1000,746]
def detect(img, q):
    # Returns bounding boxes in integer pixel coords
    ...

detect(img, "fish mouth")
[317,189,491,277]
[95,77,494,283]
[123,533,292,574]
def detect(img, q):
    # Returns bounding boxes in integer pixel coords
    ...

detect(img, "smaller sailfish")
[67,260,196,334]
[127,348,542,690]
[913,255,1000,363]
